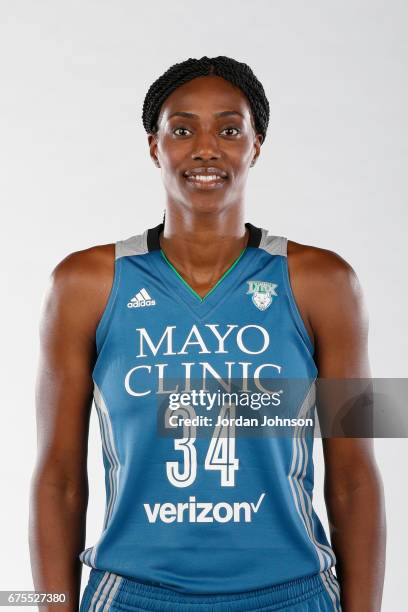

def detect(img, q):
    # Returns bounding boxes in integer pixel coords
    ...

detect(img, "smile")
[184,174,227,189]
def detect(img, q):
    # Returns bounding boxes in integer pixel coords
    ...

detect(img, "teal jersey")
[79,222,337,594]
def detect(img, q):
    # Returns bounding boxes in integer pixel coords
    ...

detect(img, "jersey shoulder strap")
[115,229,149,259]
[258,227,287,257]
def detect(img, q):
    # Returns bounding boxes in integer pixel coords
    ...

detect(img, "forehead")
[158,75,253,123]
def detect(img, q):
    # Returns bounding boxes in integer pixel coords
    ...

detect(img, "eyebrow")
[167,110,244,121]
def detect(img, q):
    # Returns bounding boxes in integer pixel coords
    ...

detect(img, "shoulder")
[286,239,363,299]
[41,243,116,337]
[286,239,368,351]
[51,242,115,286]
[49,242,115,303]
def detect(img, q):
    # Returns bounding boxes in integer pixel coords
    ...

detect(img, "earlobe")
[148,133,160,168]
[150,150,160,168]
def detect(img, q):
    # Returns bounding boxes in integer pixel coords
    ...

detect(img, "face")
[148,75,263,216]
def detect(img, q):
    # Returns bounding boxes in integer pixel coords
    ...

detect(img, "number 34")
[165,404,239,488]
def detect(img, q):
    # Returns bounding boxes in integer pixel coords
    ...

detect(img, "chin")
[185,198,230,216]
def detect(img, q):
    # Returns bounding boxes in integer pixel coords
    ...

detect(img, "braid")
[142,56,270,143]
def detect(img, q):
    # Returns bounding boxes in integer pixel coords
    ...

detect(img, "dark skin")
[29,75,386,611]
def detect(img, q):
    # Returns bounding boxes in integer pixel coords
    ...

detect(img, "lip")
[183,166,228,178]
[184,178,226,190]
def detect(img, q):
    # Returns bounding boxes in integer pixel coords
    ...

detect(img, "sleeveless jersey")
[79,222,337,594]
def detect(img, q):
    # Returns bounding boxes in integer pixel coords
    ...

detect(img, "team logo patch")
[246,280,278,311]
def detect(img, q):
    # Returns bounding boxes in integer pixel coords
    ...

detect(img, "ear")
[250,133,263,167]
[148,133,161,168]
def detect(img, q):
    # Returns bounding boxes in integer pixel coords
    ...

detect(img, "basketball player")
[29,56,386,611]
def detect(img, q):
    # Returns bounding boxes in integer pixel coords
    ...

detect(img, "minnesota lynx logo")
[247,280,278,311]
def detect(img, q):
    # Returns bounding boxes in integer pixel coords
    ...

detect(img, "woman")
[29,56,386,611]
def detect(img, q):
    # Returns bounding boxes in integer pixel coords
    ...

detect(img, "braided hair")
[142,55,270,143]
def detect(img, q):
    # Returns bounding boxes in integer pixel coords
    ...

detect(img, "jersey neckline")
[147,222,262,306]
[146,223,261,319]
[160,246,247,303]
[146,222,263,252]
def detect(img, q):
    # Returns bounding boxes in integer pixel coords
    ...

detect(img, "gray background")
[1,1,406,609]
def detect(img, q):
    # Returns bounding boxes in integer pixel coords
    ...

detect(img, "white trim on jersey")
[79,385,121,569]
[287,382,339,607]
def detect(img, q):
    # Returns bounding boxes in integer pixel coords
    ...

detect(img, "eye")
[220,127,241,137]
[173,127,191,137]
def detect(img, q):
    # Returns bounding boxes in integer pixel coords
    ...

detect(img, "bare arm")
[289,243,386,612]
[29,245,114,611]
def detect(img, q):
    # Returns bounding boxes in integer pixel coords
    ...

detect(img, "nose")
[191,131,221,161]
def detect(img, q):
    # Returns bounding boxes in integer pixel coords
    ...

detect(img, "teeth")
[188,175,221,182]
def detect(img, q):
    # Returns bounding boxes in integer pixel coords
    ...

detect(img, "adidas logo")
[127,288,156,308]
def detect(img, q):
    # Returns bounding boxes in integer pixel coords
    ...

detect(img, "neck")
[159,207,248,295]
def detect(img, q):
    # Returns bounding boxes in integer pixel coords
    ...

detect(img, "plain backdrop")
[1,1,407,610]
